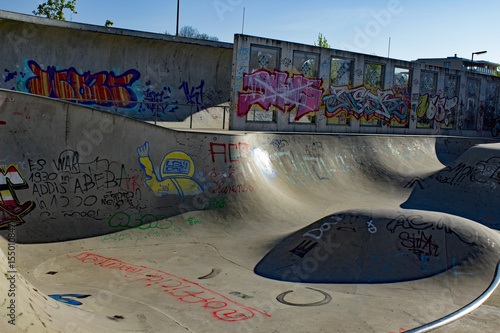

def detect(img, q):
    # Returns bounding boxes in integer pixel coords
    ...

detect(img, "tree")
[494,64,500,77]
[33,0,77,20]
[314,33,330,48]
[166,26,219,41]
[105,20,114,27]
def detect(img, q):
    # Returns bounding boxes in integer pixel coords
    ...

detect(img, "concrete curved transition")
[255,209,499,284]
[1,89,500,333]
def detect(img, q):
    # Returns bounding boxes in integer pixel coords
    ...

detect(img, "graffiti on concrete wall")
[0,165,35,228]
[207,139,333,188]
[25,60,141,107]
[137,141,203,200]
[432,156,500,189]
[207,141,260,193]
[68,252,271,322]
[28,149,142,221]
[416,92,458,128]
[322,84,410,125]
[237,68,324,121]
[179,80,205,111]
[2,60,208,120]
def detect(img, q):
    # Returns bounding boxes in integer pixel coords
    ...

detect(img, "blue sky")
[2,0,499,63]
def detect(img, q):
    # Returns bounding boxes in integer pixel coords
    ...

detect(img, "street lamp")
[176,0,180,36]
[471,50,487,71]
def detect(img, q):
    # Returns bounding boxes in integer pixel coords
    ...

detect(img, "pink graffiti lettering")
[238,69,324,121]
[68,252,270,322]
[322,84,409,125]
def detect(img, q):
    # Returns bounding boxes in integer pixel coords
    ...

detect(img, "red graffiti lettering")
[68,252,271,322]
[210,142,251,164]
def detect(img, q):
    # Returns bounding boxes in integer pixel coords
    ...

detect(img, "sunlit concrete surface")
[1,89,500,332]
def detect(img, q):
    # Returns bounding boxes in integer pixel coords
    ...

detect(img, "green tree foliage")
[314,33,330,48]
[33,0,77,20]
[166,26,219,41]
[105,20,114,27]
[494,65,500,77]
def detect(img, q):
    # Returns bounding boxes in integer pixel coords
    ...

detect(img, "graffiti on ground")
[48,294,91,306]
[69,252,271,322]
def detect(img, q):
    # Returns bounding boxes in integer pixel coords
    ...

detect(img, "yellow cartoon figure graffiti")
[137,141,203,200]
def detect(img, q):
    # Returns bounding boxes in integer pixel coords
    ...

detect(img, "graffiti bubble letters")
[26,60,140,108]
[322,84,409,125]
[68,252,270,322]
[238,69,324,121]
[417,93,458,125]
[137,141,203,201]
[0,165,36,228]
[108,212,175,230]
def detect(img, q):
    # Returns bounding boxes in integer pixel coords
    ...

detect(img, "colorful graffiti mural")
[2,60,210,120]
[0,165,35,228]
[416,92,458,127]
[322,84,410,125]
[25,60,140,107]
[237,69,324,121]
[137,141,203,200]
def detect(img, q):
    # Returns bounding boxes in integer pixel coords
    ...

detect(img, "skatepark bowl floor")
[1,90,500,332]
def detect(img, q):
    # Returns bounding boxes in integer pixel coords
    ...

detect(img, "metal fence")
[60,99,230,130]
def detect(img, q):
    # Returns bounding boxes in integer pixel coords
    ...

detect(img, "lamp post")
[176,0,180,36]
[471,50,487,71]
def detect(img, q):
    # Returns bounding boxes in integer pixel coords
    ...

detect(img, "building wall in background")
[230,35,500,136]
[0,10,233,123]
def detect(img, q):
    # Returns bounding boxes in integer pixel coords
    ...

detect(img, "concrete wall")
[0,89,493,244]
[0,10,233,124]
[230,35,500,136]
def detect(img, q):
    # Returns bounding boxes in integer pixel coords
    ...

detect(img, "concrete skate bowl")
[1,89,500,332]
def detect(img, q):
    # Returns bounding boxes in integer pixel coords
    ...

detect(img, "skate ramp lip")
[402,142,500,230]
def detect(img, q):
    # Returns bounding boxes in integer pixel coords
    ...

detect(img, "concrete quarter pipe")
[1,89,500,332]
